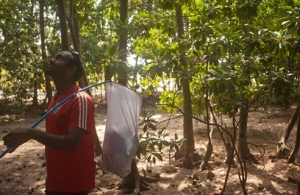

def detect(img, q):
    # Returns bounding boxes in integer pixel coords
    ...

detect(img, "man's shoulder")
[73,91,94,109]
[76,91,92,99]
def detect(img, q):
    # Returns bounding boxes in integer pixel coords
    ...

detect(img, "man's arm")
[2,127,86,153]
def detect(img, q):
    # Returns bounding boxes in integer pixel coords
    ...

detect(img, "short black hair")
[68,51,84,82]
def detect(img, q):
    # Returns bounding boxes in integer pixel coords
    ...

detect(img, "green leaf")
[175,144,180,152]
[158,129,163,136]
[143,125,148,132]
[148,66,157,79]
[162,140,170,146]
[281,6,294,11]
[170,144,174,151]
[158,142,163,151]
[152,156,156,164]
[148,122,157,130]
[220,45,227,56]
[219,82,227,94]
[152,153,163,161]
[213,25,224,34]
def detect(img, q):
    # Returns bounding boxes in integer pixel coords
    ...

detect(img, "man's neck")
[54,80,75,99]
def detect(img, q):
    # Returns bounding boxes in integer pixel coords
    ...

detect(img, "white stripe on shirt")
[77,92,88,129]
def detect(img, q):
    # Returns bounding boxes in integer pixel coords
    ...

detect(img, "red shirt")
[45,84,95,192]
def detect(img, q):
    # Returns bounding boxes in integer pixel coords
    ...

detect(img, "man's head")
[45,51,84,82]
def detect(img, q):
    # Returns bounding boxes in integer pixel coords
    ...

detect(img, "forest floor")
[0,100,300,195]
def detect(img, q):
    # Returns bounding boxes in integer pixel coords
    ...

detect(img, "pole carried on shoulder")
[0,80,111,159]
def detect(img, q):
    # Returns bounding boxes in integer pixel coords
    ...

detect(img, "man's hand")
[2,127,86,152]
[2,128,34,153]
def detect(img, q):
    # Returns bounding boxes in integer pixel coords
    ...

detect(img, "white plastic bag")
[97,82,142,178]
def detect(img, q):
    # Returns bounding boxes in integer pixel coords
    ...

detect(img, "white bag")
[97,82,142,178]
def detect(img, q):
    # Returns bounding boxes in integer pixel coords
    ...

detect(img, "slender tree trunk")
[55,0,101,156]
[68,1,90,93]
[200,90,213,171]
[237,103,258,163]
[29,0,38,107]
[174,4,195,168]
[288,105,300,163]
[209,103,235,165]
[56,0,69,50]
[117,1,153,193]
[277,103,299,158]
[118,0,128,86]
[39,0,52,103]
[33,73,38,106]
[200,129,213,171]
[67,0,102,156]
[74,14,90,91]
[283,104,299,141]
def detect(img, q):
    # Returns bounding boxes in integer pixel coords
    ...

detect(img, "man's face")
[45,51,73,78]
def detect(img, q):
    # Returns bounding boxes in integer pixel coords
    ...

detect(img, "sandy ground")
[0,103,300,195]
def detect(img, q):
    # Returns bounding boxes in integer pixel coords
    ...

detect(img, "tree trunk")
[39,0,52,104]
[67,0,102,156]
[174,4,195,168]
[67,1,91,94]
[118,0,128,86]
[33,73,38,106]
[287,105,300,163]
[30,0,38,107]
[277,103,299,158]
[56,0,69,50]
[200,129,213,171]
[237,104,258,163]
[199,82,213,171]
[117,1,145,193]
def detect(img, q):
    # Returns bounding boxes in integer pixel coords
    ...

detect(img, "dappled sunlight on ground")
[1,106,300,194]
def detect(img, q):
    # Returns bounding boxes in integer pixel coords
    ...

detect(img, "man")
[2,51,96,195]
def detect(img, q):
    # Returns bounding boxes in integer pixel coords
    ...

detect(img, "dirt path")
[0,105,300,195]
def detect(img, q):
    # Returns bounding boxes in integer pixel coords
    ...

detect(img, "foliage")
[0,0,44,107]
[137,109,184,164]
[0,0,299,111]
[2,0,300,193]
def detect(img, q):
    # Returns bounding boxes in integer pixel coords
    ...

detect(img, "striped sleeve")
[77,92,89,130]
[68,91,92,131]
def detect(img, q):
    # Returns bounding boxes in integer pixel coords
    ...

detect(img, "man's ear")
[67,66,77,78]
[68,66,76,73]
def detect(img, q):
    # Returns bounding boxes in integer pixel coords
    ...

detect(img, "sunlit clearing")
[178,180,191,191]
[271,180,286,192]
[264,160,276,171]
[158,182,170,189]
[151,114,162,120]
[246,175,262,184]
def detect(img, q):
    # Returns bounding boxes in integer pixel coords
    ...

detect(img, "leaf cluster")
[137,109,184,164]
